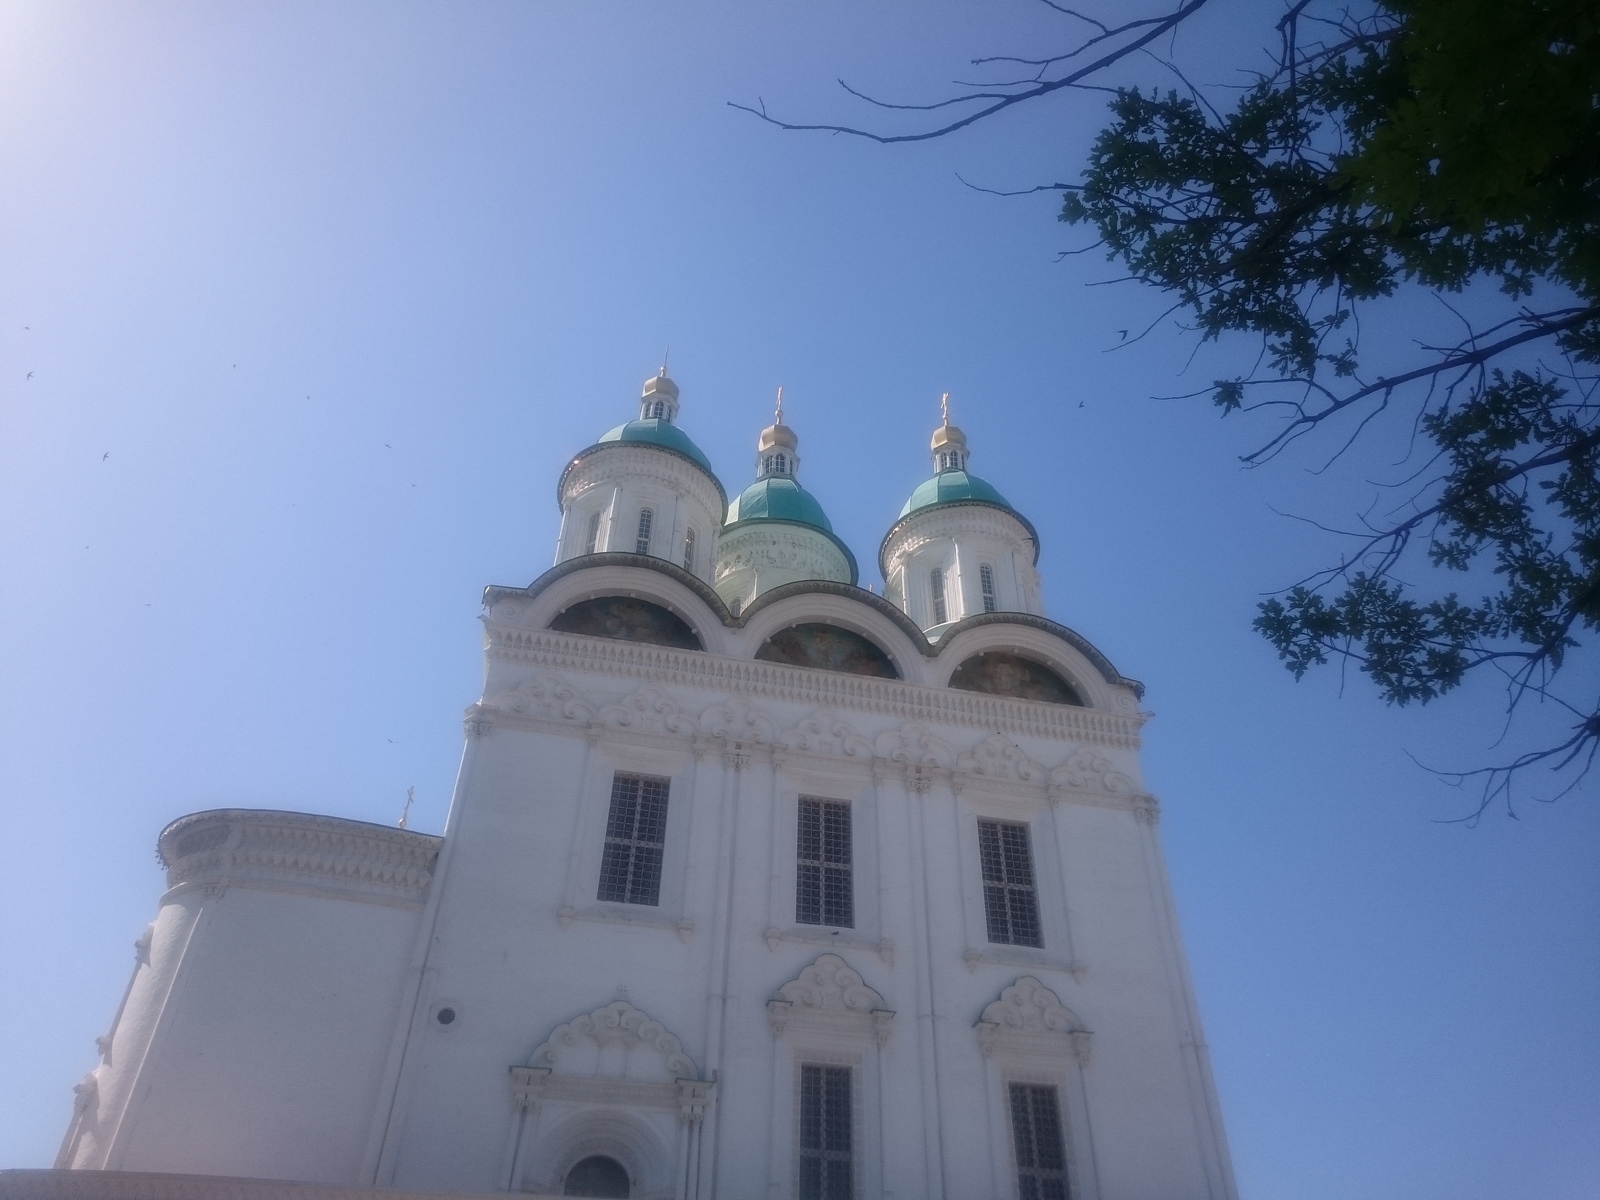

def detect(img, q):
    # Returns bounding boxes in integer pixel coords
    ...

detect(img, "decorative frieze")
[476,673,1146,805]
[485,627,1142,748]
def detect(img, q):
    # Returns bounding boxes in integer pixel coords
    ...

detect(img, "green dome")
[898,469,1014,518]
[724,476,859,583]
[726,476,835,532]
[597,418,717,478]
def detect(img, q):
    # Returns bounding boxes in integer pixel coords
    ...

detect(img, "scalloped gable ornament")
[974,976,1091,1064]
[767,953,895,1047]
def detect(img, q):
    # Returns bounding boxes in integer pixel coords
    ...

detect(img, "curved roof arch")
[493,558,1143,702]
[935,611,1144,699]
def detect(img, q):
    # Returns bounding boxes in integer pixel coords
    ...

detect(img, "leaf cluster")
[1059,0,1600,804]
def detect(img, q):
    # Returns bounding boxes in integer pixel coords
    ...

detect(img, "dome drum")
[556,446,724,584]
[881,503,1043,635]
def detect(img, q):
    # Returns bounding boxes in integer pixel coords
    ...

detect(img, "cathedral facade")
[54,372,1237,1200]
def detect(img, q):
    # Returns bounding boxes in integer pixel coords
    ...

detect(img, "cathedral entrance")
[562,1154,630,1198]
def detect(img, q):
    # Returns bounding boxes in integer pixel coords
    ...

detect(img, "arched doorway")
[563,1155,630,1198]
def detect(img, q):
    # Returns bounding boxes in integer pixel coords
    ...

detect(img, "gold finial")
[940,392,950,425]
[398,786,414,830]
[774,385,785,425]
[660,347,670,376]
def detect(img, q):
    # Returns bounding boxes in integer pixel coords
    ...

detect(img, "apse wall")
[60,811,440,1185]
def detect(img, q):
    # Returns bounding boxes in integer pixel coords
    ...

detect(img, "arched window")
[564,1155,630,1197]
[930,567,948,625]
[980,563,997,613]
[682,528,696,572]
[634,508,653,556]
[773,452,787,475]
[646,400,664,419]
[584,512,602,555]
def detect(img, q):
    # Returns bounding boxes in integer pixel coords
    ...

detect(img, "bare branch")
[728,0,1216,144]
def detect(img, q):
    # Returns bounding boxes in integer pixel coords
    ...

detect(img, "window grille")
[774,452,787,474]
[796,798,853,928]
[799,1064,853,1200]
[978,820,1042,947]
[1009,1083,1069,1200]
[930,567,948,624]
[647,400,664,419]
[635,508,653,556]
[597,773,670,906]
[584,512,601,555]
[980,564,997,613]
[683,528,697,572]
[730,597,742,618]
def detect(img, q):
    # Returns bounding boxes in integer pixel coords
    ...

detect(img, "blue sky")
[1,3,1595,1196]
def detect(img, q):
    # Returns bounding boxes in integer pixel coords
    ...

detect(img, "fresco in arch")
[948,651,1084,706]
[549,596,704,650]
[755,622,899,678]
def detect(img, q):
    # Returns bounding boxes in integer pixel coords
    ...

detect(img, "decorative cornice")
[880,497,1042,570]
[558,438,728,509]
[483,631,1142,748]
[156,810,441,907]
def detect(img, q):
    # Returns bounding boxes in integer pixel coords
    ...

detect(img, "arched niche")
[948,651,1084,706]
[754,622,899,679]
[564,1154,630,1197]
[549,596,703,651]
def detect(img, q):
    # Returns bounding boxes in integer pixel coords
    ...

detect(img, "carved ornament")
[974,976,1091,1064]
[768,952,894,1047]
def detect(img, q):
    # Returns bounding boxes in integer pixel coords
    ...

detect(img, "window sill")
[963,944,1084,980]
[765,925,894,966]
[558,904,695,943]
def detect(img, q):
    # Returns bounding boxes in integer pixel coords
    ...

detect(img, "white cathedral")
[48,371,1237,1200]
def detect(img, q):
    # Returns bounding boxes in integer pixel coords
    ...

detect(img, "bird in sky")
[383,443,392,449]
[102,452,110,460]
[1117,330,1128,340]
[27,371,34,379]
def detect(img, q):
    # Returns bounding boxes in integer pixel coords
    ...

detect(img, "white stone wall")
[62,565,1234,1200]
[355,571,1233,1200]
